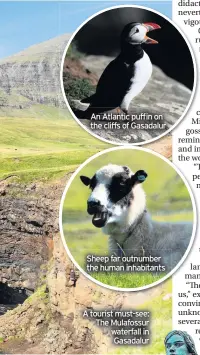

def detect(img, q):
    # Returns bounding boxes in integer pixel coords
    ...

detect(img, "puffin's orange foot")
[115,107,123,114]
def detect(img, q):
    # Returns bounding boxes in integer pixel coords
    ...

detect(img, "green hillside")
[0,108,108,183]
[0,102,70,120]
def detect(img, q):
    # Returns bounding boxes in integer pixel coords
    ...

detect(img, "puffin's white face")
[123,22,161,45]
[128,24,147,44]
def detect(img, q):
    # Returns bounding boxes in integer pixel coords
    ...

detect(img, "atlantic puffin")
[76,22,161,118]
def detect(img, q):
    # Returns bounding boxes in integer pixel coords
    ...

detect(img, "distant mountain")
[0,34,71,112]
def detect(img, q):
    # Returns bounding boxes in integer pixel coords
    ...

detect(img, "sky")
[0,1,171,59]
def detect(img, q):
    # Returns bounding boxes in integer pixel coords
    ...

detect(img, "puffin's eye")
[135,28,139,33]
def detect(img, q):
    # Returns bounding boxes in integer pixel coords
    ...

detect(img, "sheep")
[80,164,193,272]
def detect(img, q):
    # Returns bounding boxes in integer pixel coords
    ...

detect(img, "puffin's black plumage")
[89,47,143,107]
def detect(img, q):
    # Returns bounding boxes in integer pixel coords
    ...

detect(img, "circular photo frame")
[61,5,196,145]
[59,147,196,291]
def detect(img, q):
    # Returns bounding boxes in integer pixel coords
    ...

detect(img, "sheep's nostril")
[87,199,101,214]
[88,199,100,207]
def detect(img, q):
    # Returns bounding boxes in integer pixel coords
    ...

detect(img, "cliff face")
[0,182,61,293]
[0,34,70,109]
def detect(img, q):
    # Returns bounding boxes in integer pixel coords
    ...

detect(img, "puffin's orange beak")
[142,22,161,44]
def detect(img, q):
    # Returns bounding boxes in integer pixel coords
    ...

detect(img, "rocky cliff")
[0,182,60,293]
[0,34,70,110]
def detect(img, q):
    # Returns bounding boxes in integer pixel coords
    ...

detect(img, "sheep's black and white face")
[80,164,147,232]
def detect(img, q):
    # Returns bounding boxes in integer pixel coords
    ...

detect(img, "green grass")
[67,42,85,60]
[64,43,95,105]
[63,220,106,267]
[0,113,108,182]
[153,212,193,222]
[0,102,71,119]
[25,284,48,305]
[0,113,106,153]
[91,271,164,288]
[0,88,30,107]
[63,72,95,106]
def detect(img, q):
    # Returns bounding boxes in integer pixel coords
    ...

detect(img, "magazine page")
[0,1,199,355]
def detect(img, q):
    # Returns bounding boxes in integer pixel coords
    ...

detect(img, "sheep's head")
[80,164,147,232]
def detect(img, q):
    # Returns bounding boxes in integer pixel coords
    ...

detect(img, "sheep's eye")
[119,181,126,189]
[119,182,125,186]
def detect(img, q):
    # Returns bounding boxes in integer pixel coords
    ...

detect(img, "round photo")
[60,147,196,291]
[61,5,196,145]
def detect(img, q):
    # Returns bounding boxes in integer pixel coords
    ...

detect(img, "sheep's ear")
[80,175,91,186]
[131,170,148,186]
